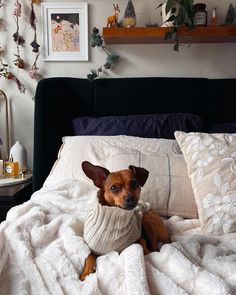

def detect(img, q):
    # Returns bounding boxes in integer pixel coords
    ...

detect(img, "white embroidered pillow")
[175,131,236,234]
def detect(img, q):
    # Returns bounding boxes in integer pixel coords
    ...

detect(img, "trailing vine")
[87,27,119,81]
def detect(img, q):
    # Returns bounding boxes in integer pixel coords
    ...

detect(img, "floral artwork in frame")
[41,2,88,61]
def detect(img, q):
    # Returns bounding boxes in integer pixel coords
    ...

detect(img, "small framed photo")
[41,2,88,61]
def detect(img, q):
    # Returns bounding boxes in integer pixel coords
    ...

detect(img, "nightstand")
[0,180,33,222]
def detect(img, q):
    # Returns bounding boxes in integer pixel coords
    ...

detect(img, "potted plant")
[157,0,195,51]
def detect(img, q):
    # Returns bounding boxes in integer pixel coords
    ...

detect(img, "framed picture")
[41,2,88,61]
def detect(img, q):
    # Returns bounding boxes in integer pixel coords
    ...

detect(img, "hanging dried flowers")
[29,53,39,80]
[12,0,25,70]
[0,46,26,93]
[29,0,40,80]
[13,54,25,68]
[13,0,21,17]
[0,0,6,8]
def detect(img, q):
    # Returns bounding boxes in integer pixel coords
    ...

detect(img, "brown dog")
[80,161,169,281]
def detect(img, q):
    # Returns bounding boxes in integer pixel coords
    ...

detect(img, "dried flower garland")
[0,0,6,8]
[0,0,42,91]
[0,0,26,92]
[0,46,26,93]
[13,0,25,70]
[29,0,40,80]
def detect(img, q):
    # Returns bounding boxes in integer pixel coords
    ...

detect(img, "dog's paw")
[80,267,96,281]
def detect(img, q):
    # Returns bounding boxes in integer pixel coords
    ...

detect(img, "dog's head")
[82,161,149,210]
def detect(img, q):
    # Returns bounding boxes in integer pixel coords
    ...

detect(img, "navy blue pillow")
[203,122,236,133]
[71,113,202,139]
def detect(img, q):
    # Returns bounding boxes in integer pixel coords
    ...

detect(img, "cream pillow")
[175,131,236,234]
[108,147,197,218]
[43,135,197,218]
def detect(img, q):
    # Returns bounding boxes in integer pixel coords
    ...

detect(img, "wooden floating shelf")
[103,26,236,44]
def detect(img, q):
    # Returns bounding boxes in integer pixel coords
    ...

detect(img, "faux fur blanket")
[0,180,235,295]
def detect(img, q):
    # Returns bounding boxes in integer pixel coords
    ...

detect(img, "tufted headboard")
[33,77,236,192]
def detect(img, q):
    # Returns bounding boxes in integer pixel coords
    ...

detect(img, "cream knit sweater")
[83,201,149,255]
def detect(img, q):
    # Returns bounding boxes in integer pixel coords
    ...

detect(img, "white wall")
[0,0,236,170]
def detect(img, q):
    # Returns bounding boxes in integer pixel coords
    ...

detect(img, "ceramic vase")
[9,141,27,172]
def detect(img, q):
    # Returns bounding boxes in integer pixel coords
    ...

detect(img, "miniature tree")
[225,3,236,25]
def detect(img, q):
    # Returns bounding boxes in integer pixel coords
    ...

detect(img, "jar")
[193,3,207,26]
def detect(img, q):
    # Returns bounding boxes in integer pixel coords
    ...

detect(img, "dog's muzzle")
[124,194,138,210]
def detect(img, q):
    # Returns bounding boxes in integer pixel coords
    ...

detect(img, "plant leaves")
[166,14,176,22]
[106,52,119,65]
[173,43,179,51]
[156,3,164,9]
[164,31,173,40]
[166,0,176,14]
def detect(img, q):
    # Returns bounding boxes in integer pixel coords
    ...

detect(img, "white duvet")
[0,180,236,295]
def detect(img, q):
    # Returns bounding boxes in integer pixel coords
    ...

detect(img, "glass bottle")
[4,155,19,177]
[211,7,217,25]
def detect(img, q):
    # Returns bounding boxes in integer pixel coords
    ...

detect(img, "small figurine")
[123,0,136,28]
[107,4,120,28]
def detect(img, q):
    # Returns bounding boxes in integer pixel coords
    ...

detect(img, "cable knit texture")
[83,201,150,255]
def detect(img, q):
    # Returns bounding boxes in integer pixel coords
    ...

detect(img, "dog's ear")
[129,165,149,187]
[82,161,110,188]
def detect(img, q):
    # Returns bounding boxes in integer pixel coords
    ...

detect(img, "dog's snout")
[124,195,138,210]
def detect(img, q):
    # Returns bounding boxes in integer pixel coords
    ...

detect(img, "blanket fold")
[0,180,235,295]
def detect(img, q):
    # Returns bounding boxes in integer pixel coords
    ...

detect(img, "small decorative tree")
[225,3,236,25]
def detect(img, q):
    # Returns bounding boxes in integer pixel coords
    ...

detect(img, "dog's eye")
[110,185,119,193]
[130,179,139,188]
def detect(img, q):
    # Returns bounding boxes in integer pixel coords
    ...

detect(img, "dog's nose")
[124,195,138,210]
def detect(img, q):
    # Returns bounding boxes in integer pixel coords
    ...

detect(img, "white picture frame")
[41,2,88,61]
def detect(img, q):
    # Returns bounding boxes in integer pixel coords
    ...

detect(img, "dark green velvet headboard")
[33,77,236,192]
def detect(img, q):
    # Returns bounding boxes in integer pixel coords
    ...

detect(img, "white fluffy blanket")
[0,180,236,295]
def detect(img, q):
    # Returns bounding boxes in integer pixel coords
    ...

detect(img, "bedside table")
[0,180,33,222]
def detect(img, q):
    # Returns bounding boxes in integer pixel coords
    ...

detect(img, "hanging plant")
[157,0,194,51]
[87,27,119,81]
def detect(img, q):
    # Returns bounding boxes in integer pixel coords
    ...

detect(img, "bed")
[0,77,236,295]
